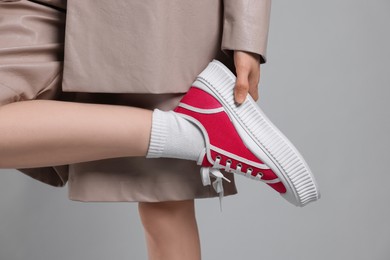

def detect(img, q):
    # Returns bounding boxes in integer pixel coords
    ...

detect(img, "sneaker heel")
[201,167,211,186]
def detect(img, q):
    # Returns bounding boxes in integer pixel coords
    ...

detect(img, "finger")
[234,67,250,104]
[248,83,259,101]
[248,69,260,101]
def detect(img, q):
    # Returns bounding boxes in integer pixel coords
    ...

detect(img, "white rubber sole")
[191,59,320,207]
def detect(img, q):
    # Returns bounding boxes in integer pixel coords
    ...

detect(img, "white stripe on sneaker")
[178,102,224,114]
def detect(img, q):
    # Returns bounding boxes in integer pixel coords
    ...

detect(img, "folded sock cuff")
[146,108,169,158]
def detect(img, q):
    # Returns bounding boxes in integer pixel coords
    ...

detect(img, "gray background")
[1,0,389,259]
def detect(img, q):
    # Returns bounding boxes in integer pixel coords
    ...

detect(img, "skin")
[139,200,201,260]
[0,50,261,260]
[233,50,262,104]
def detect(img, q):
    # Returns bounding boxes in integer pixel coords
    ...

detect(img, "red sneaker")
[173,59,320,207]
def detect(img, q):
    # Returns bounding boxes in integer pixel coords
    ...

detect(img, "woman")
[0,1,291,259]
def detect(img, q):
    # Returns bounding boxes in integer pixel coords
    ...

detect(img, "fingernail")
[235,96,243,105]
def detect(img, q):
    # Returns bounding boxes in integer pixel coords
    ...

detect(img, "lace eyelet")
[216,155,221,160]
[236,163,243,173]
[257,172,264,178]
[247,168,253,174]
[226,159,232,164]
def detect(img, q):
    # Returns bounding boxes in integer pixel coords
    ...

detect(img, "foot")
[172,59,320,207]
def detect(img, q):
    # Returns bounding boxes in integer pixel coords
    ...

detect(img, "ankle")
[146,109,206,161]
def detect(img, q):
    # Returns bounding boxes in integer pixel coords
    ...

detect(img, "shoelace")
[200,155,264,211]
[201,166,230,211]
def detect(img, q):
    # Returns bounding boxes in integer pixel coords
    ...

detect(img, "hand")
[233,50,261,105]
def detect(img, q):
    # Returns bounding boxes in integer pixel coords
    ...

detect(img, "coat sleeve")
[221,0,272,64]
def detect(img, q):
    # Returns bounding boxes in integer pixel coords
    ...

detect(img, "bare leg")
[0,99,152,168]
[138,200,201,260]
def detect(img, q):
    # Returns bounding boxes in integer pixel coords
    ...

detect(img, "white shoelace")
[201,166,230,211]
[200,155,264,211]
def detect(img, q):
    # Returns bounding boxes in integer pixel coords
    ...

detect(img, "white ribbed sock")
[146,108,206,161]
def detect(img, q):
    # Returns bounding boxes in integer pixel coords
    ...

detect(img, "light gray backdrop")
[1,0,389,259]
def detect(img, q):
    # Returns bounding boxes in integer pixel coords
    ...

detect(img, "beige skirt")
[0,0,237,202]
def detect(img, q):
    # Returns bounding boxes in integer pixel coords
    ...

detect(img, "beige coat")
[61,0,271,93]
[0,0,271,202]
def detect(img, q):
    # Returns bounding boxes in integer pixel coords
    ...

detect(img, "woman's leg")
[0,99,152,168]
[138,200,201,260]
